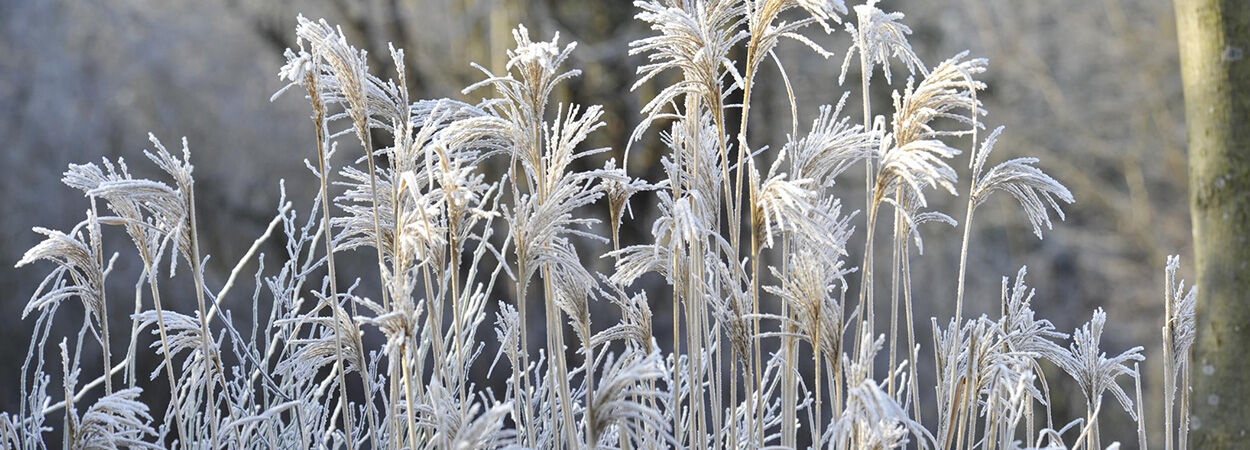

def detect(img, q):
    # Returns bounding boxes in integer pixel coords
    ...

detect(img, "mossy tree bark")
[1174,1,1250,446]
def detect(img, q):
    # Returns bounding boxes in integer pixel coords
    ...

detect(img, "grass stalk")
[305,74,360,448]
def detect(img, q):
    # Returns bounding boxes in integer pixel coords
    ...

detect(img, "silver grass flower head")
[594,281,655,352]
[659,116,725,218]
[133,309,223,380]
[445,402,516,450]
[1061,308,1145,419]
[272,46,316,103]
[306,17,411,134]
[744,0,846,77]
[426,143,498,250]
[508,25,572,76]
[62,159,139,216]
[712,281,754,365]
[274,300,367,377]
[72,388,159,450]
[490,302,522,376]
[335,167,406,253]
[410,100,496,161]
[500,25,579,116]
[833,332,933,449]
[782,95,877,185]
[630,0,745,90]
[551,269,593,334]
[61,140,192,276]
[968,318,1040,404]
[461,30,580,177]
[845,331,884,387]
[400,99,491,179]
[930,317,969,407]
[588,349,668,446]
[754,148,855,251]
[764,249,848,359]
[509,172,607,287]
[891,52,987,146]
[970,127,1074,239]
[753,171,822,249]
[406,174,455,260]
[874,129,961,209]
[417,378,517,450]
[791,0,849,24]
[143,135,194,193]
[603,158,657,241]
[805,196,857,260]
[63,157,186,267]
[1164,255,1196,376]
[295,16,376,139]
[604,192,706,288]
[658,192,708,253]
[360,294,422,351]
[143,134,198,262]
[83,176,183,227]
[999,267,1071,369]
[17,220,111,324]
[979,363,1039,431]
[627,0,746,152]
[543,104,609,187]
[903,211,956,255]
[434,158,486,218]
[840,0,924,85]
[608,241,673,288]
[419,380,517,450]
[972,313,1047,418]
[753,0,850,29]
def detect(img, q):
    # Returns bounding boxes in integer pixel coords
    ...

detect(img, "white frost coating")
[2,4,1197,448]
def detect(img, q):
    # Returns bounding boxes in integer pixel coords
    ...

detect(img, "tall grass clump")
[3,1,1198,449]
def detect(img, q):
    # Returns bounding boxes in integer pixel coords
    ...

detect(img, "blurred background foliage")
[0,0,1186,440]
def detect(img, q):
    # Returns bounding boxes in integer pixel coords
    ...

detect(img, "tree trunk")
[1173,1,1250,447]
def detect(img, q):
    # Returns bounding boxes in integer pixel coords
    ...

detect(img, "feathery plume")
[969,127,1074,238]
[1061,309,1145,420]
[71,388,159,450]
[840,0,924,85]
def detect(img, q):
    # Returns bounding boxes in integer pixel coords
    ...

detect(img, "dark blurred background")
[0,0,1187,442]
